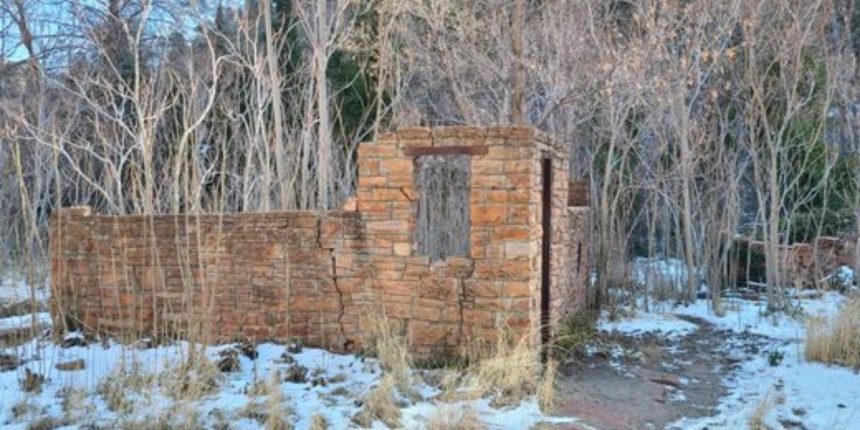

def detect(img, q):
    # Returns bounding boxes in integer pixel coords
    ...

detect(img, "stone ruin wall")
[50,126,590,355]
[736,237,858,287]
[50,208,366,350]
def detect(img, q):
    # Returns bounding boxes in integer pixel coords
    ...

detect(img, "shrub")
[554,311,597,355]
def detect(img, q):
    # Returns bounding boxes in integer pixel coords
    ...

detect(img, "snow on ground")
[0,312,51,333]
[672,342,860,430]
[603,267,860,430]
[674,292,845,341]
[0,336,573,429]
[631,258,695,287]
[0,273,48,305]
[599,257,860,429]
[599,311,698,339]
[671,294,860,430]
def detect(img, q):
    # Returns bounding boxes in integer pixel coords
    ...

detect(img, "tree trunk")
[315,0,332,209]
[509,0,526,124]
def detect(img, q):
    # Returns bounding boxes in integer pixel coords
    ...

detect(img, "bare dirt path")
[542,316,771,430]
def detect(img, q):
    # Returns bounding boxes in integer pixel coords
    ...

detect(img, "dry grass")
[20,369,45,393]
[353,374,401,428]
[424,405,484,430]
[97,363,153,414]
[263,369,293,430]
[463,331,543,407]
[161,354,222,400]
[748,392,774,430]
[805,298,860,368]
[11,397,35,420]
[59,386,91,424]
[536,359,558,412]
[25,416,63,430]
[309,413,329,430]
[362,315,413,396]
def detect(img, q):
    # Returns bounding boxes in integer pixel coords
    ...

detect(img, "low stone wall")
[50,126,590,355]
[50,207,367,350]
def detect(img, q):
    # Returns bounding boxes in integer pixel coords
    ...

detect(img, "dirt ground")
[543,316,772,430]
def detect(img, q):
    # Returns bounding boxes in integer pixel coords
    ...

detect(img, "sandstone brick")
[494,226,531,240]
[505,241,534,259]
[463,309,495,327]
[505,160,532,174]
[472,205,506,225]
[366,220,409,233]
[410,321,452,346]
[379,159,414,176]
[483,190,509,203]
[504,282,532,298]
[393,243,412,256]
[358,176,389,188]
[432,126,485,139]
[485,146,521,160]
[472,160,505,175]
[414,305,442,321]
[343,197,358,211]
[508,204,531,224]
[358,143,398,158]
[471,174,508,188]
[397,127,432,139]
[373,188,413,202]
[420,279,457,301]
[383,302,413,319]
[508,173,532,188]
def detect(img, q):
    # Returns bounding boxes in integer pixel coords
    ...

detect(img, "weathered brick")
[472,205,507,225]
[472,160,505,175]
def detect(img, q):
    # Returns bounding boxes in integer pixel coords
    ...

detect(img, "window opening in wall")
[415,155,471,261]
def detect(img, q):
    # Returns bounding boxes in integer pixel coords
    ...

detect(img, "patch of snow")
[631,257,700,289]
[0,275,48,305]
[675,293,844,341]
[0,312,51,333]
[672,341,860,430]
[599,311,698,339]
[822,265,857,291]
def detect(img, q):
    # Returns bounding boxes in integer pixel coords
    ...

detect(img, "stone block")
[472,205,507,225]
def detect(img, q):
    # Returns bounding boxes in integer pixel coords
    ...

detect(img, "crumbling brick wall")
[51,207,366,350]
[734,236,858,287]
[50,126,590,354]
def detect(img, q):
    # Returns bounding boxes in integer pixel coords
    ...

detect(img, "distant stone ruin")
[735,236,858,288]
[50,126,590,355]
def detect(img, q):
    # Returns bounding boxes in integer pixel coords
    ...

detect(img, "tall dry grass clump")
[263,369,293,430]
[460,330,553,409]
[536,359,558,412]
[353,314,414,428]
[805,298,860,368]
[362,315,414,394]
